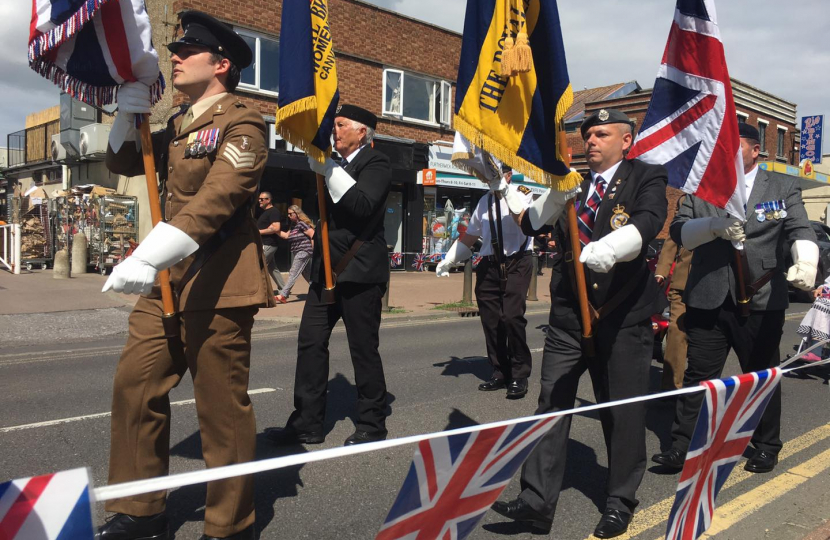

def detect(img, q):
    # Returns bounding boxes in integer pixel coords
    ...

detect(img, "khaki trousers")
[662,288,688,390]
[105,296,258,538]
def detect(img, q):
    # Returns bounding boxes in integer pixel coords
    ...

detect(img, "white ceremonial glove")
[787,239,819,291]
[102,222,199,295]
[435,241,473,277]
[118,81,152,114]
[527,185,582,229]
[680,217,745,250]
[307,156,356,204]
[109,82,151,153]
[579,224,643,273]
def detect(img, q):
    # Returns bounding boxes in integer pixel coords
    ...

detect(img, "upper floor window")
[776,127,786,158]
[236,28,279,95]
[383,69,452,127]
[757,121,767,154]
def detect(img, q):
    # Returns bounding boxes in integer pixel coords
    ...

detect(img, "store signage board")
[759,161,829,184]
[800,115,823,164]
[425,143,549,195]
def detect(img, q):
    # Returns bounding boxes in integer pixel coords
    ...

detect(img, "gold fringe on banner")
[275,96,330,163]
[452,82,581,192]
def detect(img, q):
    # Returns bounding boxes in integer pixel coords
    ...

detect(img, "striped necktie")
[577,176,606,247]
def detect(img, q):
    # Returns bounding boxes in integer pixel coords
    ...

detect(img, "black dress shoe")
[201,524,255,540]
[506,378,528,399]
[744,449,778,473]
[95,513,169,540]
[344,430,388,446]
[593,509,632,539]
[651,447,686,470]
[265,427,325,445]
[491,498,552,534]
[479,378,507,391]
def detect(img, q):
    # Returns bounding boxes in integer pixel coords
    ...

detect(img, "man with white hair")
[267,104,392,447]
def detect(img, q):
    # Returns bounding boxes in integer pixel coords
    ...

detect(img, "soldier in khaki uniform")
[96,11,272,540]
[654,201,693,390]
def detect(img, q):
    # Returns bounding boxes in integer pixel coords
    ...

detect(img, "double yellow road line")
[583,422,830,540]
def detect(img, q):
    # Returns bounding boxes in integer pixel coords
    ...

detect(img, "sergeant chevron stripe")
[223,143,256,169]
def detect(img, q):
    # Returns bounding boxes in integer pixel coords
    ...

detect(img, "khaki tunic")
[103,94,272,536]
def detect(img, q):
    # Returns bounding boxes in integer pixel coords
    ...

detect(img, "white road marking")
[0,388,278,433]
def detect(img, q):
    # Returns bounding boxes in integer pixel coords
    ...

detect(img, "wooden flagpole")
[138,114,181,338]
[559,127,594,354]
[316,173,336,304]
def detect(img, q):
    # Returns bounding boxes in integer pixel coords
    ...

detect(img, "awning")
[759,161,829,190]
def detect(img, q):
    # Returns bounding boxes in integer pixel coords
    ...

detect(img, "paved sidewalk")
[0,265,554,321]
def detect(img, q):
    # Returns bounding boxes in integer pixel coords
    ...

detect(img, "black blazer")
[310,146,392,284]
[522,159,668,329]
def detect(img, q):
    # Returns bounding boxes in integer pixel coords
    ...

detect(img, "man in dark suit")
[652,123,818,474]
[491,109,668,539]
[655,197,693,390]
[267,104,391,447]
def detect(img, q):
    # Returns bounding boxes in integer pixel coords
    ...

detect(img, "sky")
[3,0,828,154]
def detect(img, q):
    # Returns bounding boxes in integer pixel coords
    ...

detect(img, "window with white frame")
[776,127,786,158]
[236,28,279,95]
[383,69,452,126]
[757,120,768,154]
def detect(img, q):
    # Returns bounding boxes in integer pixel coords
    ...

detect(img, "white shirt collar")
[745,165,759,195]
[590,159,623,185]
[189,92,227,123]
[344,144,367,163]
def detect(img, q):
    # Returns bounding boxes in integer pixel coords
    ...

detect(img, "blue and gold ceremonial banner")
[455,0,581,190]
[276,0,340,163]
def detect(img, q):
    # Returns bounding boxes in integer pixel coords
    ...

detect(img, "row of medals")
[755,200,787,222]
[185,129,219,158]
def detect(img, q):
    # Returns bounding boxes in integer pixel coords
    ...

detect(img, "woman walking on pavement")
[274,205,315,303]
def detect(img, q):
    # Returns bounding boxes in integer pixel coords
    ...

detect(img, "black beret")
[580,108,634,137]
[738,122,760,141]
[335,104,377,130]
[500,163,512,173]
[168,11,253,69]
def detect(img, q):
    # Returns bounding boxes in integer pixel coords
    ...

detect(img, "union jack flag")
[412,253,427,272]
[0,468,94,539]
[376,416,561,540]
[390,252,403,269]
[471,254,483,269]
[627,0,746,220]
[29,0,165,107]
[665,368,782,540]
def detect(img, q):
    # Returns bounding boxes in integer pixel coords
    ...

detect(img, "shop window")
[757,121,767,154]
[776,128,786,158]
[382,69,452,127]
[236,29,279,95]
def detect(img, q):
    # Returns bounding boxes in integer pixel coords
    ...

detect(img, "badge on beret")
[610,204,629,230]
[598,109,609,121]
[336,105,342,114]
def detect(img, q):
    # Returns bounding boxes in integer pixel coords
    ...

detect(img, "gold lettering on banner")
[479,3,528,112]
[310,0,336,80]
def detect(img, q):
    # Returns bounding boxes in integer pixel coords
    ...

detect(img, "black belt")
[484,250,531,263]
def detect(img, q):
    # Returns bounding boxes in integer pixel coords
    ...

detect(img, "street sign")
[800,115,823,165]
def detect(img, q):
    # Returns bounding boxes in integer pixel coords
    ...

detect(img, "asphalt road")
[1,304,828,540]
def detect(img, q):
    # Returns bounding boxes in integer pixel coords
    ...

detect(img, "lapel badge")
[241,136,250,151]
[217,104,222,112]
[610,204,629,230]
[615,179,621,185]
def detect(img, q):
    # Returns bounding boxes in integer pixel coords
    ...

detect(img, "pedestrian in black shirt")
[257,191,285,293]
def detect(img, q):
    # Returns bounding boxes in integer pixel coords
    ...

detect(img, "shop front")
[416,141,547,269]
